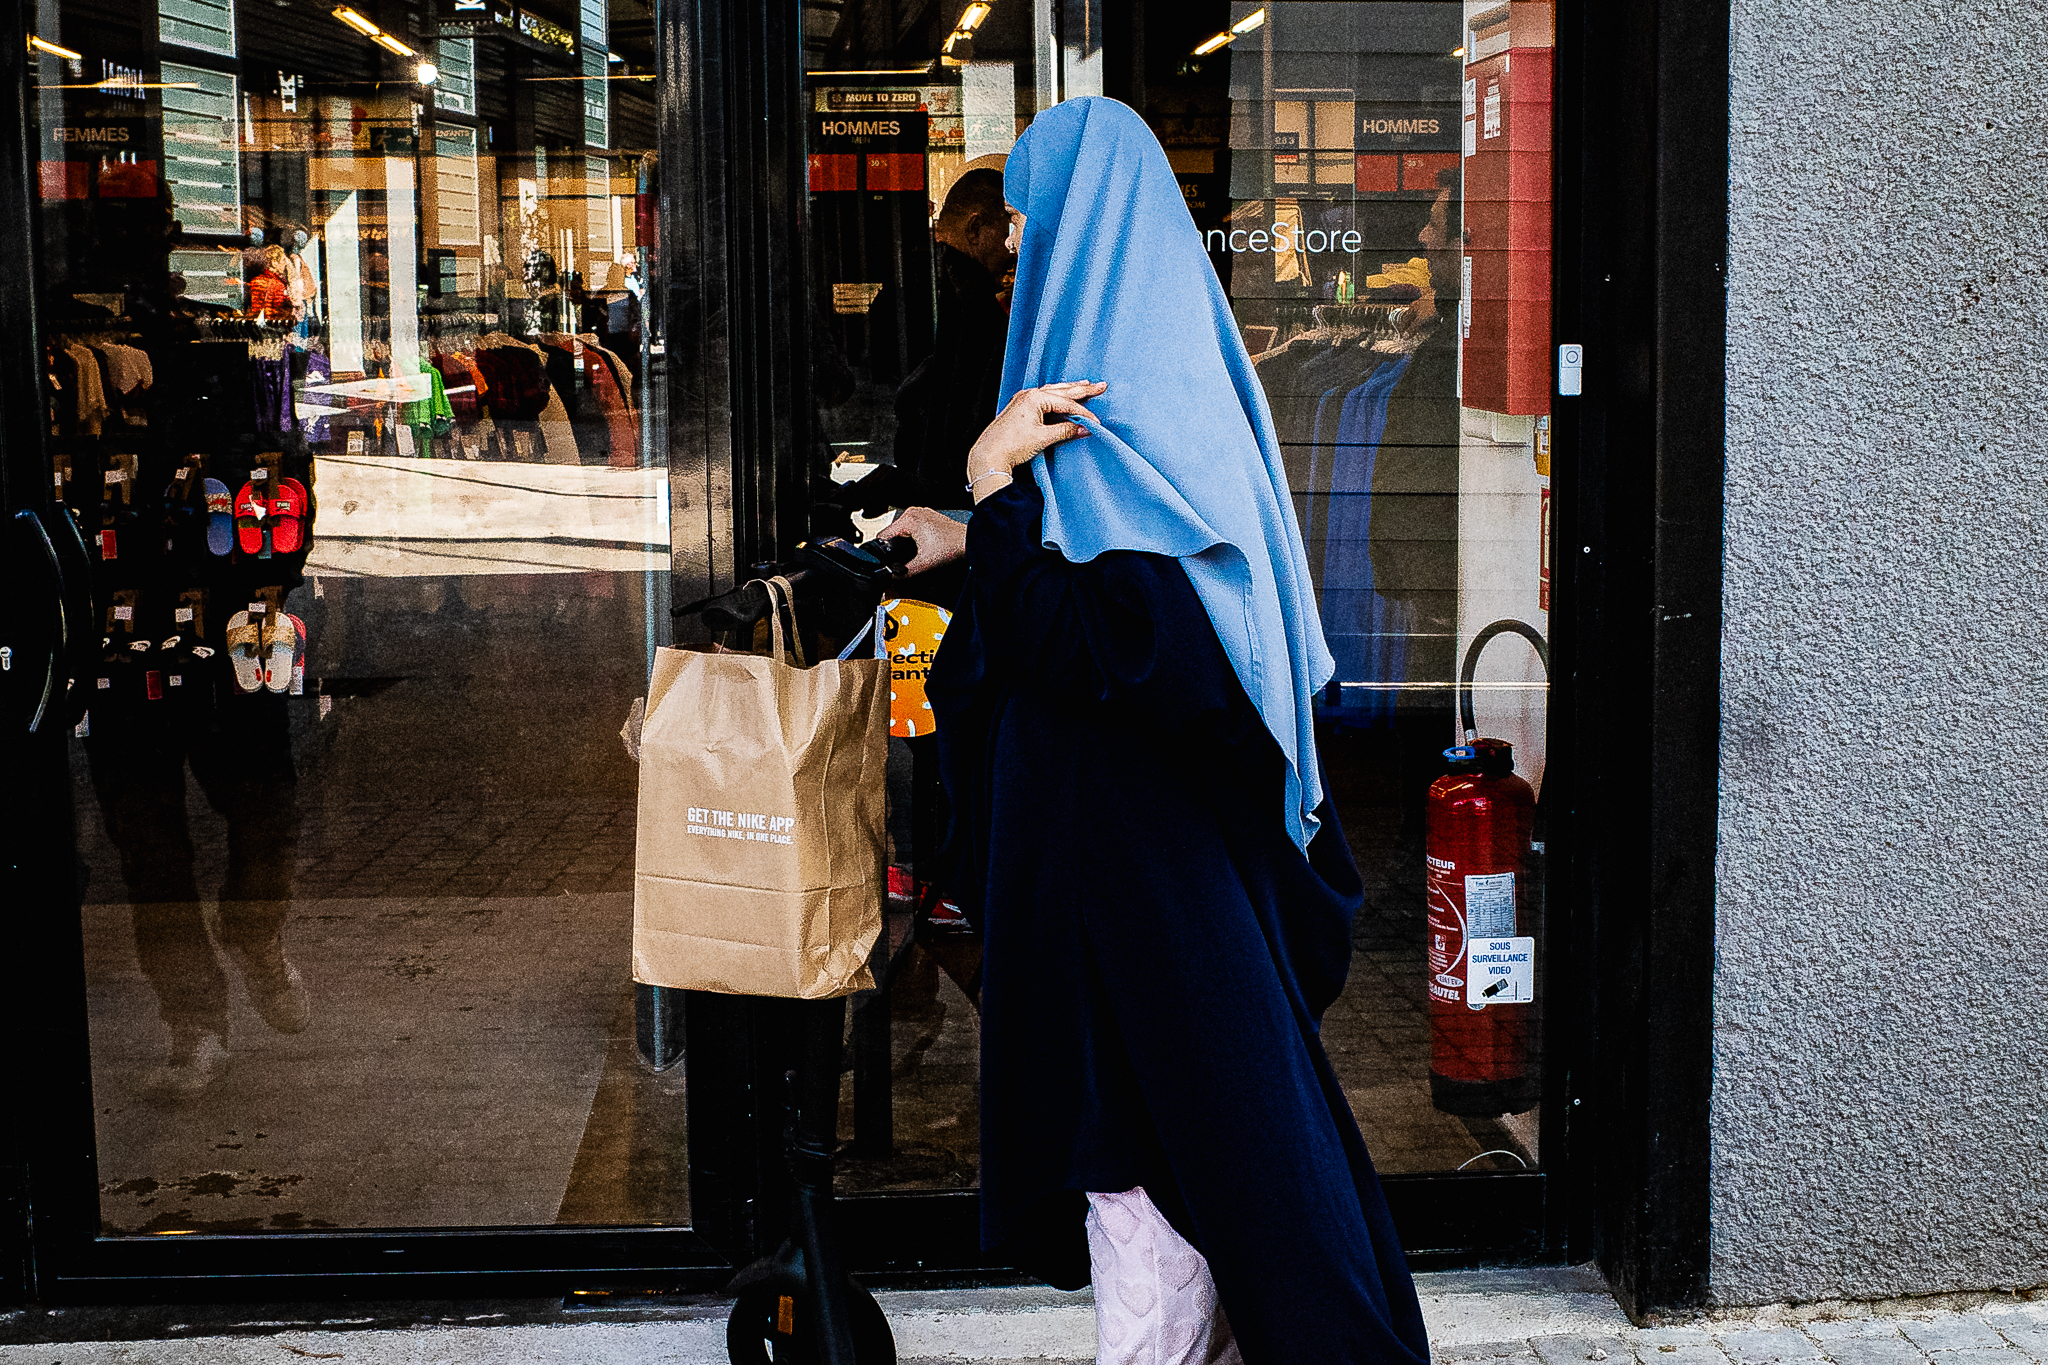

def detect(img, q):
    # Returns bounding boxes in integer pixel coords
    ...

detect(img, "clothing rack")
[192,316,294,342]
[47,327,142,346]
[1253,304,1433,363]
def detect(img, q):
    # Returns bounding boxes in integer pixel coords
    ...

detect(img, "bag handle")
[761,575,807,668]
[835,604,889,661]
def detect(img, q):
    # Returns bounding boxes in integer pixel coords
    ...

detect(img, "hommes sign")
[1355,103,1459,150]
[811,112,927,151]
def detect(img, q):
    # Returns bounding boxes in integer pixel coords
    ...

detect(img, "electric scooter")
[674,534,915,1365]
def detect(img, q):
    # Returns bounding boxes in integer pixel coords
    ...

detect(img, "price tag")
[53,470,64,489]
[347,431,366,455]
[168,675,183,687]
[96,677,111,689]
[175,467,190,481]
[113,605,133,621]
[175,607,194,622]
[104,470,125,484]
[248,601,267,614]
[252,467,269,481]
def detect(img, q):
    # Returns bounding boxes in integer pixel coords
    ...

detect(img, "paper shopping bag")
[632,580,888,998]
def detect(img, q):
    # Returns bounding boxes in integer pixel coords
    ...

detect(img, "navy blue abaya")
[927,477,1431,1365]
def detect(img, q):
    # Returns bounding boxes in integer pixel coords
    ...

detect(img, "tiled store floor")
[68,667,1529,1236]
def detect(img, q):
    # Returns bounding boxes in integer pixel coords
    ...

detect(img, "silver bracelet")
[966,468,1012,492]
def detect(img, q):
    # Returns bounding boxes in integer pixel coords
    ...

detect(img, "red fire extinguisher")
[1425,737,1539,1116]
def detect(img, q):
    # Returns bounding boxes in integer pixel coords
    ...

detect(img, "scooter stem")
[793,997,857,1365]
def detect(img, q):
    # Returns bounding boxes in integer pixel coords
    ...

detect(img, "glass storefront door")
[801,0,1558,1259]
[7,0,1566,1292]
[26,0,686,1241]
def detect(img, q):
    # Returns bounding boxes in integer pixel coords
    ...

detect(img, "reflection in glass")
[801,0,1058,1199]
[1185,0,1553,1173]
[805,1,1554,1188]
[35,0,681,1232]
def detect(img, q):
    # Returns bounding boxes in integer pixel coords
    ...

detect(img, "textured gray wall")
[1715,0,2048,1305]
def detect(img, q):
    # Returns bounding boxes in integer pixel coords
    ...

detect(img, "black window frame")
[0,0,1726,1315]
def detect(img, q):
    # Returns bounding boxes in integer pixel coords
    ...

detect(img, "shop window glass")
[799,0,1060,1198]
[1156,0,1554,1173]
[33,0,670,1234]
[800,0,1553,1190]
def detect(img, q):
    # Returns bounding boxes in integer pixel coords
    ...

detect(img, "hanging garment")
[252,354,294,434]
[1299,343,1393,553]
[1272,199,1310,288]
[582,343,639,466]
[537,385,580,464]
[48,346,80,435]
[473,340,551,420]
[299,349,334,442]
[402,359,456,449]
[539,337,606,463]
[1249,337,1329,528]
[64,343,109,435]
[432,353,481,423]
[538,338,583,415]
[585,339,634,392]
[82,344,126,430]
[284,252,318,315]
[1368,328,1460,623]
[101,342,154,399]
[248,269,292,320]
[1318,354,1413,729]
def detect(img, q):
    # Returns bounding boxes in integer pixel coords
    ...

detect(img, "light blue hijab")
[1002,97,1334,851]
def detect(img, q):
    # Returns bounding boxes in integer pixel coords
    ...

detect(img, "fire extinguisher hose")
[1458,619,1551,743]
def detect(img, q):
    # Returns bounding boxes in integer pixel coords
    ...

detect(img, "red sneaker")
[922,895,972,935]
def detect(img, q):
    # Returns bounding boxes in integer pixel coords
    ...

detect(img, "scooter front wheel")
[726,1280,896,1365]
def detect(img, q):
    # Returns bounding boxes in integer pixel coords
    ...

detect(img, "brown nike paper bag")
[632,581,887,998]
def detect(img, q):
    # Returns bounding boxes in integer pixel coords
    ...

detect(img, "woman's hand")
[965,380,1107,501]
[876,506,969,576]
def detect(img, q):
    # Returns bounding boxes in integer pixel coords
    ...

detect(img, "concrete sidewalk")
[2,1266,2044,1363]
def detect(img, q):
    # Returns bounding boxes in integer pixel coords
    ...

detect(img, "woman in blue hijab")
[886,97,1430,1365]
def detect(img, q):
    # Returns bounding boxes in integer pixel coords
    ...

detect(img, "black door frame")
[0,0,1727,1316]
[1555,0,1729,1318]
